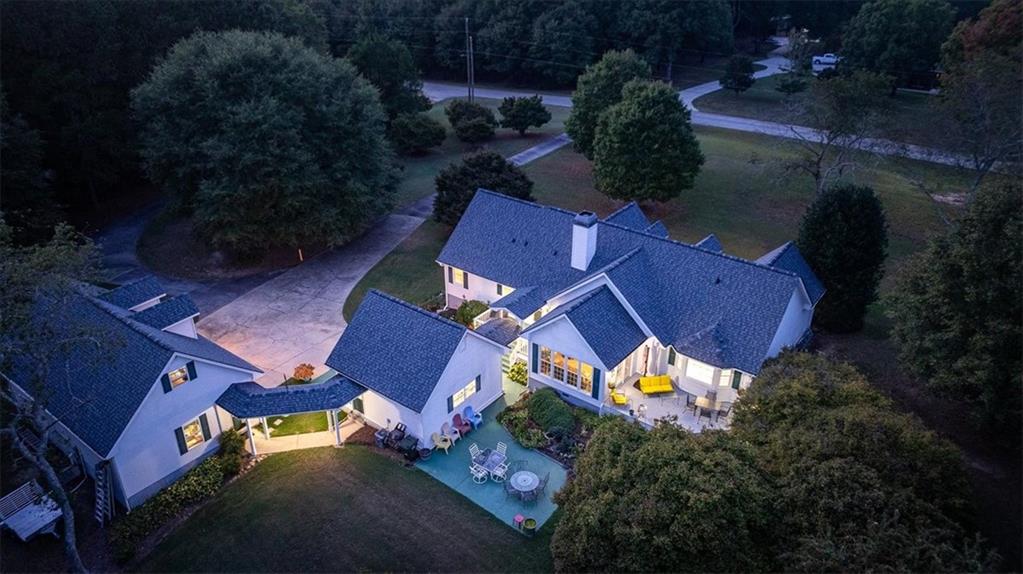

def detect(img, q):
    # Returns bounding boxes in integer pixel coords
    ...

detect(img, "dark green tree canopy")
[774,74,808,97]
[886,182,1022,445]
[841,0,956,84]
[388,112,446,156]
[0,94,60,245]
[433,150,533,226]
[796,184,888,332]
[593,80,704,203]
[498,95,551,136]
[346,34,430,120]
[132,30,397,256]
[446,100,498,143]
[527,1,598,86]
[551,420,774,573]
[565,49,651,159]
[719,54,757,94]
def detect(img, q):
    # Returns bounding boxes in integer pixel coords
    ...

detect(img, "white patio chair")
[495,441,507,456]
[470,463,489,484]
[442,422,460,443]
[491,462,509,482]
[469,442,482,462]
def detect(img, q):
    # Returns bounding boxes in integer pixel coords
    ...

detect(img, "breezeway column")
[262,417,271,440]
[331,410,343,447]
[246,418,258,455]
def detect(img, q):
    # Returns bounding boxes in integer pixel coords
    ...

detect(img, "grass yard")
[394,98,570,207]
[671,56,767,89]
[693,74,938,148]
[252,411,346,437]
[342,219,450,321]
[136,446,556,573]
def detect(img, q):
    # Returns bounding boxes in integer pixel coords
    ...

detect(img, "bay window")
[553,352,565,381]
[566,357,579,388]
[580,363,594,393]
[540,347,551,376]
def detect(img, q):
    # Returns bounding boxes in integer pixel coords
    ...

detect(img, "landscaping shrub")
[527,388,575,433]
[508,360,528,386]
[453,300,487,326]
[389,112,445,155]
[453,117,495,143]
[110,456,226,562]
[498,95,551,135]
[217,430,246,477]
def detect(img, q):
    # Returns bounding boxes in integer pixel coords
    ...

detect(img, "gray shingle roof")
[644,221,670,238]
[97,276,165,309]
[523,286,646,369]
[756,242,825,305]
[438,191,822,374]
[216,374,366,418]
[325,290,468,413]
[475,318,521,346]
[695,234,723,253]
[132,296,199,329]
[604,202,651,230]
[491,286,546,319]
[4,278,259,456]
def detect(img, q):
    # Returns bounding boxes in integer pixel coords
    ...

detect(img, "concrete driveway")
[197,214,425,386]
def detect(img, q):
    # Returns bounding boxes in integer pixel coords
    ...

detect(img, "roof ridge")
[598,219,803,283]
[604,201,640,221]
[757,241,795,266]
[365,289,467,333]
[474,188,577,217]
[85,294,179,354]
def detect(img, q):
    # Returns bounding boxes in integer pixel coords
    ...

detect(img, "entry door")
[352,397,364,414]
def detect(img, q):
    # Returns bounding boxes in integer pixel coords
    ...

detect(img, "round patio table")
[510,470,540,493]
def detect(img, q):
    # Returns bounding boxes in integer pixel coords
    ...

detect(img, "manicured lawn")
[252,411,346,437]
[394,98,570,207]
[672,56,766,89]
[693,74,938,148]
[342,219,450,321]
[137,446,556,573]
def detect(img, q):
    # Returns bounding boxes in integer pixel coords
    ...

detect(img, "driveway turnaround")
[197,213,425,386]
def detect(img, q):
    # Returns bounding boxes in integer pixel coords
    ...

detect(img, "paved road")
[424,53,964,168]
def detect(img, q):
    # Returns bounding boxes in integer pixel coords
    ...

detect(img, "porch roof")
[216,374,366,418]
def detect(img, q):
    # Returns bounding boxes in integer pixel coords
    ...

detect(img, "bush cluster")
[453,300,488,327]
[507,360,528,386]
[388,112,445,155]
[527,388,575,433]
[110,456,226,563]
[445,100,497,143]
[496,405,545,448]
[217,430,246,477]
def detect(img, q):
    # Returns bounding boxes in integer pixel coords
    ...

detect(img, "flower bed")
[496,388,609,466]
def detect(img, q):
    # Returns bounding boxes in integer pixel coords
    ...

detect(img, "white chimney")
[571,212,598,271]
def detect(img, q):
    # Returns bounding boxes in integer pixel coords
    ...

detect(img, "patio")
[416,379,567,531]
[602,375,731,432]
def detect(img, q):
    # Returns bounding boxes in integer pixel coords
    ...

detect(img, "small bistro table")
[509,470,540,493]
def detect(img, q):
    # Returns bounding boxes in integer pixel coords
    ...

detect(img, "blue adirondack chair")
[463,405,483,430]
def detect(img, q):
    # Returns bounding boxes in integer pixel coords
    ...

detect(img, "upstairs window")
[449,267,468,289]
[497,283,504,295]
[161,361,197,393]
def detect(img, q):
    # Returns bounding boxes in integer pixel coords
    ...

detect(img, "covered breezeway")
[216,374,367,455]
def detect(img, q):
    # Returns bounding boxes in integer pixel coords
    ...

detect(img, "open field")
[693,74,939,148]
[137,446,555,573]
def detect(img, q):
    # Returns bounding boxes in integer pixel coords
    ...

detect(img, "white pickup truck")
[812,53,841,66]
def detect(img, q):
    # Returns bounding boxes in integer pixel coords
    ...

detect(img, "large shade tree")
[551,420,774,572]
[593,80,704,203]
[841,0,956,89]
[886,182,1022,446]
[433,150,534,226]
[527,1,598,86]
[132,30,397,257]
[797,184,888,332]
[565,49,651,159]
[346,35,430,120]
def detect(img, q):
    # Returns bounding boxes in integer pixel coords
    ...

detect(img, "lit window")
[540,347,551,376]
[181,419,204,450]
[553,352,565,381]
[685,359,716,385]
[580,363,594,393]
[532,310,542,321]
[452,268,467,287]
[497,283,504,295]
[168,367,190,388]
[451,377,478,410]
[566,357,579,388]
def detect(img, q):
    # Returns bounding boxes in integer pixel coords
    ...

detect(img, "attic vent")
[511,238,516,243]
[553,250,558,256]
[714,277,722,284]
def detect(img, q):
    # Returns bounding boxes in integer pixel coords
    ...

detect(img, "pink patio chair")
[452,413,471,436]
[441,422,460,443]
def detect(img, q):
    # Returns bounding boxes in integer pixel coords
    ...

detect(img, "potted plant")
[522,518,537,536]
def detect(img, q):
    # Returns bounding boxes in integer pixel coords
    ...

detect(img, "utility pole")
[468,36,476,102]
[464,17,474,103]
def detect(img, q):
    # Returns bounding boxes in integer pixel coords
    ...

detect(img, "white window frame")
[168,366,190,388]
[451,378,478,410]
[685,359,716,385]
[181,418,205,451]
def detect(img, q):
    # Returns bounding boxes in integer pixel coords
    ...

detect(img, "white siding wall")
[525,317,608,406]
[108,356,255,506]
[358,389,424,444]
[442,265,508,308]
[420,334,504,446]
[766,289,813,357]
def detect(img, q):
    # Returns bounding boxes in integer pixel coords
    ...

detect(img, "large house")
[436,190,824,425]
[2,277,261,516]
